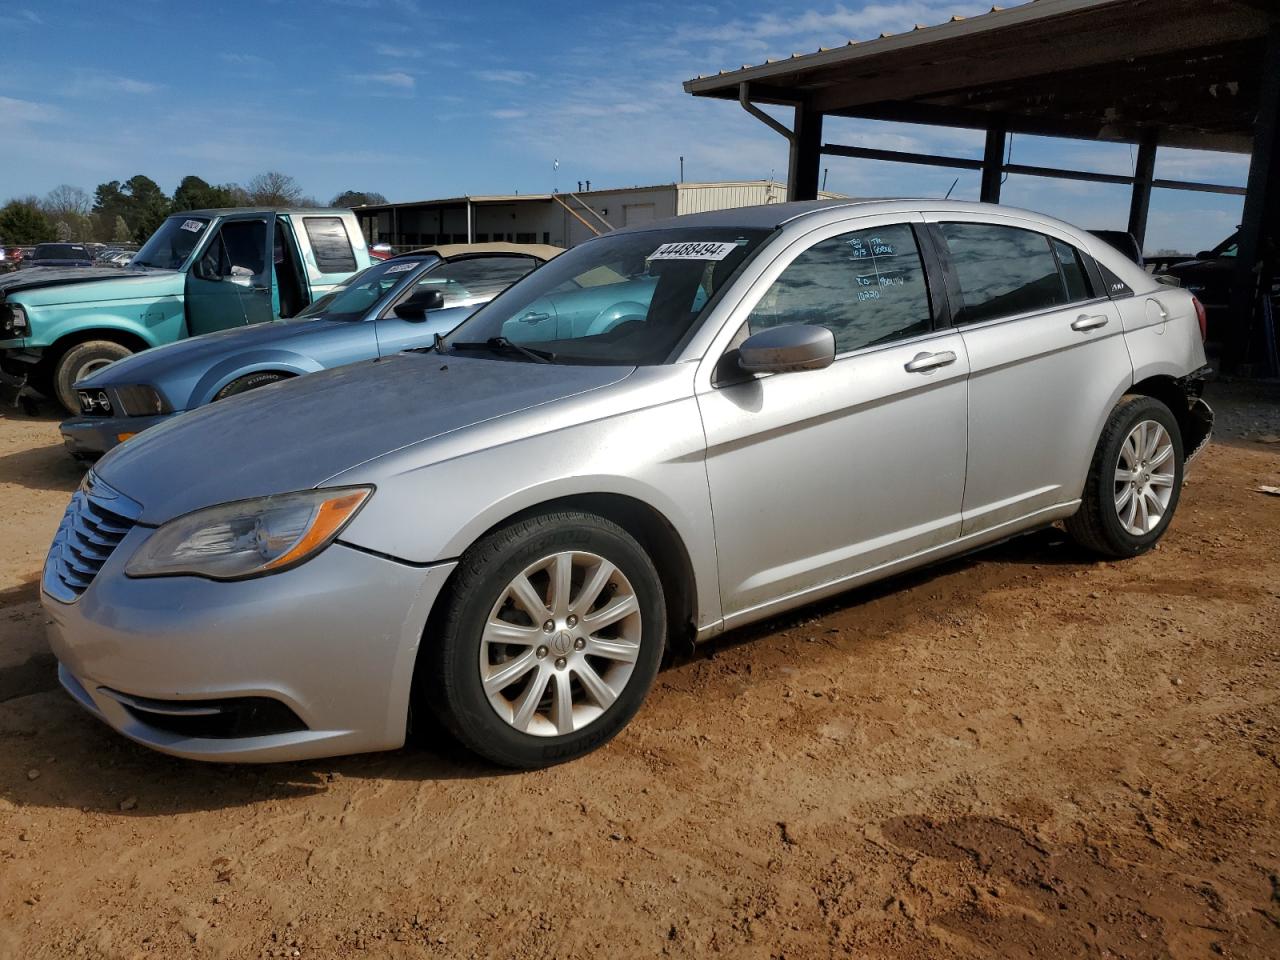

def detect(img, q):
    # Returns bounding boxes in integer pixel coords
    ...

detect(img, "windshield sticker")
[180,220,205,233]
[384,261,419,273]
[648,241,739,261]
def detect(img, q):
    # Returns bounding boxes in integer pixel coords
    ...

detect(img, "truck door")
[184,215,275,337]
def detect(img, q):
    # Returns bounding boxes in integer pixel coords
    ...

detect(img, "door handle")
[519,312,551,324]
[250,284,269,293]
[1071,313,1109,331]
[904,350,957,373]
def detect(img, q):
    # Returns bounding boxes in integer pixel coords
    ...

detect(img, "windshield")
[297,256,434,321]
[131,216,211,270]
[34,243,89,260]
[446,227,770,364]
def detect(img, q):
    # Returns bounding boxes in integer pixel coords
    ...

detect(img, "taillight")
[1191,295,1207,342]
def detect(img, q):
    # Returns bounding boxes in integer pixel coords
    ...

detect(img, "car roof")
[170,207,354,218]
[607,197,1083,234]
[388,242,565,263]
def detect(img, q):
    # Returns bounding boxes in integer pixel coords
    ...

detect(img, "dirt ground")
[0,381,1278,960]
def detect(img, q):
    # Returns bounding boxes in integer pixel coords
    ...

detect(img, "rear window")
[303,217,358,273]
[939,223,1069,324]
[34,244,88,260]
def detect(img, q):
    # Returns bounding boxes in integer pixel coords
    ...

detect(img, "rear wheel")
[53,340,133,414]
[213,371,292,401]
[424,511,666,768]
[1066,394,1183,558]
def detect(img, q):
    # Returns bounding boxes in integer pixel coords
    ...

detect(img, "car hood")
[94,352,635,524]
[81,316,333,388]
[0,266,183,304]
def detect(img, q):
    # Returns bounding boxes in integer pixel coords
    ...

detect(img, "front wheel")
[424,511,666,768]
[53,340,133,414]
[1066,394,1184,558]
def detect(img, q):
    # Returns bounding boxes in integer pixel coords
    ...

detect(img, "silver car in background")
[42,199,1212,768]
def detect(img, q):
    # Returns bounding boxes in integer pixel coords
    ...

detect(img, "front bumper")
[43,529,457,762]
[60,413,173,458]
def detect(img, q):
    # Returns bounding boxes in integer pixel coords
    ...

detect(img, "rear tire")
[213,371,293,401]
[1065,394,1183,558]
[423,511,666,769]
[53,340,133,414]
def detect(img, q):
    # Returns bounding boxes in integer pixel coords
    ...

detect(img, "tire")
[53,340,133,414]
[424,511,666,768]
[1065,394,1184,558]
[213,371,292,401]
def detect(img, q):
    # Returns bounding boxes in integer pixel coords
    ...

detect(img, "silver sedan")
[42,199,1213,768]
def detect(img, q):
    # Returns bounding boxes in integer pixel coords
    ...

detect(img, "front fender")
[191,350,326,407]
[333,394,723,630]
[22,300,184,351]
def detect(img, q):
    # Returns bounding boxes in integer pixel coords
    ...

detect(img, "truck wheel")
[213,371,293,401]
[1065,395,1184,558]
[53,341,133,414]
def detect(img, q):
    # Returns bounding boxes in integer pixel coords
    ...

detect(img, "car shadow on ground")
[0,524,1097,819]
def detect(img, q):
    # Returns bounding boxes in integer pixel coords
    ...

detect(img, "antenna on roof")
[944,177,959,200]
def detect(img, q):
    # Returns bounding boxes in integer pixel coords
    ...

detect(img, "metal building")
[685,0,1278,371]
[354,180,840,250]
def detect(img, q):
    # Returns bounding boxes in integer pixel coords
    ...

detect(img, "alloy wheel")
[1114,419,1175,535]
[480,551,642,737]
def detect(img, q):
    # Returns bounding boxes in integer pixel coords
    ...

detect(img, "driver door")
[184,215,274,337]
[697,216,969,622]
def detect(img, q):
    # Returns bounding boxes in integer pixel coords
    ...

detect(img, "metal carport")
[684,0,1279,371]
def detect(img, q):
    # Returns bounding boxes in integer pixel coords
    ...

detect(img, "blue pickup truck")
[0,208,371,411]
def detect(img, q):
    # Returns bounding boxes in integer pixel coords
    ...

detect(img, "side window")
[1051,238,1094,302]
[421,256,537,307]
[747,222,932,354]
[198,220,267,281]
[939,223,1070,323]
[303,217,358,273]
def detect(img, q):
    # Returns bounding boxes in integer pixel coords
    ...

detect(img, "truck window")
[303,217,358,274]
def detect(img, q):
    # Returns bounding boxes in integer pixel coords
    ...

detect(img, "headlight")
[114,384,170,417]
[3,303,28,336]
[125,487,372,580]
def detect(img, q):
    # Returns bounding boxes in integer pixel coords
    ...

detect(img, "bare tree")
[244,171,304,207]
[44,184,91,219]
[43,184,93,240]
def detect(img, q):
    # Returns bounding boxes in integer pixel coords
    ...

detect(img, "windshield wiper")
[450,337,555,363]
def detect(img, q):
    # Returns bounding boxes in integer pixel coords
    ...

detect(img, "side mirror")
[394,287,446,320]
[1195,250,1214,260]
[1154,273,1182,288]
[738,324,835,374]
[192,256,222,282]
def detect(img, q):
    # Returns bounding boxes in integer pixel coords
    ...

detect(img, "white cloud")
[220,52,266,65]
[374,43,422,58]
[474,69,535,85]
[490,108,527,120]
[0,95,59,124]
[350,70,416,91]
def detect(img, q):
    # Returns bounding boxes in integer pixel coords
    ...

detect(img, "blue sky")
[0,0,1249,252]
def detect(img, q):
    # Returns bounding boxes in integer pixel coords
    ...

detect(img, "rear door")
[184,215,274,336]
[925,214,1131,534]
[374,255,540,355]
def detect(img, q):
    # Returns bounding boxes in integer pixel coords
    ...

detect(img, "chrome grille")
[43,474,141,603]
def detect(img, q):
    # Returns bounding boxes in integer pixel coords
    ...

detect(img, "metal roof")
[685,0,1277,152]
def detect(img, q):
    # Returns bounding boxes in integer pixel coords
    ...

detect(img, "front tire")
[1066,394,1183,558]
[53,340,133,414]
[424,511,666,768]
